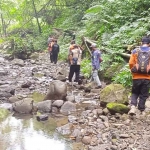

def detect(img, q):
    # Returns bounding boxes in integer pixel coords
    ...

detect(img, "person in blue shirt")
[90,43,102,89]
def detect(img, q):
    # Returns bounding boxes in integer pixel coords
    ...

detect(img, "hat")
[141,37,150,44]
[90,43,97,48]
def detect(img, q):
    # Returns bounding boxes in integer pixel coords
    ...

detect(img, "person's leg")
[68,65,75,82]
[138,79,150,111]
[130,79,141,106]
[129,79,141,115]
[50,52,53,63]
[92,70,101,87]
[55,53,58,64]
[74,65,80,83]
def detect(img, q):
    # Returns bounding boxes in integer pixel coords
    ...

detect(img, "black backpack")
[131,48,150,74]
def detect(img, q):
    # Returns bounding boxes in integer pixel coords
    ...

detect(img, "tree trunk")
[32,0,42,34]
[0,12,7,37]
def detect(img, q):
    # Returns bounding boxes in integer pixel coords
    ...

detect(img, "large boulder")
[12,98,36,114]
[44,80,67,100]
[100,84,129,107]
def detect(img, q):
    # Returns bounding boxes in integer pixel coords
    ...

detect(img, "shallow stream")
[0,114,71,150]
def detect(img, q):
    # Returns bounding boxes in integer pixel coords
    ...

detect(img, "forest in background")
[0,0,150,87]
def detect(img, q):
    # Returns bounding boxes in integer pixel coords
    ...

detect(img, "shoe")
[95,85,102,89]
[66,81,72,86]
[141,111,146,116]
[128,105,136,115]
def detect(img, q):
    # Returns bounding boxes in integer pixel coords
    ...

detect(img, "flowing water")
[0,114,71,150]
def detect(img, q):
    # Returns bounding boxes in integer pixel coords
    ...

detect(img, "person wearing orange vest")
[128,36,150,115]
[48,38,54,63]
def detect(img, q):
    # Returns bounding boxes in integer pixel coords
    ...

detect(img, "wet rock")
[37,100,52,113]
[44,80,67,100]
[36,114,48,121]
[56,123,73,135]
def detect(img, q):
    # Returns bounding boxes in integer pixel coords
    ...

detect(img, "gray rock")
[37,100,52,113]
[44,80,67,100]
[52,100,64,108]
[12,98,34,114]
[11,59,24,67]
[60,101,76,115]
[8,96,20,103]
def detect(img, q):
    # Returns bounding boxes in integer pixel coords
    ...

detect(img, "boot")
[128,105,136,115]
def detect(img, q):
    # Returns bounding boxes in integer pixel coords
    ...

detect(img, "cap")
[141,37,150,44]
[90,43,97,48]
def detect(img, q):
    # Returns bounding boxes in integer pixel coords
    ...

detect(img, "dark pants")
[53,52,58,64]
[49,52,53,63]
[68,65,80,83]
[131,79,150,111]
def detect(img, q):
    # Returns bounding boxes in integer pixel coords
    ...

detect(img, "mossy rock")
[100,84,129,106]
[104,63,124,81]
[29,52,39,60]
[107,102,129,114]
[31,92,46,102]
[0,108,10,121]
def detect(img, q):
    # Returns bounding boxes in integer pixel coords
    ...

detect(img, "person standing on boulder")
[90,43,102,89]
[51,39,59,64]
[128,36,150,116]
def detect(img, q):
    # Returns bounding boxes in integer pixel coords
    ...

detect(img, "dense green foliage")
[0,0,150,86]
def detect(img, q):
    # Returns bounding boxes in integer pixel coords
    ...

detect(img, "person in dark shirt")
[52,39,59,64]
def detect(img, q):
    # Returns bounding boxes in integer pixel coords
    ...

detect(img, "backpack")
[131,48,150,74]
[71,48,80,65]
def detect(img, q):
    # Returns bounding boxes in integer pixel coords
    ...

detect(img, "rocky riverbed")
[0,51,150,150]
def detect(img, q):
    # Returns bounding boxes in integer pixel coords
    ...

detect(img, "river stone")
[44,80,67,100]
[11,58,24,67]
[0,67,8,76]
[100,84,129,106]
[60,101,76,115]
[12,98,34,114]
[52,100,64,108]
[8,96,20,103]
[56,123,72,135]
[106,102,129,114]
[82,136,91,145]
[66,95,75,102]
[37,100,52,112]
